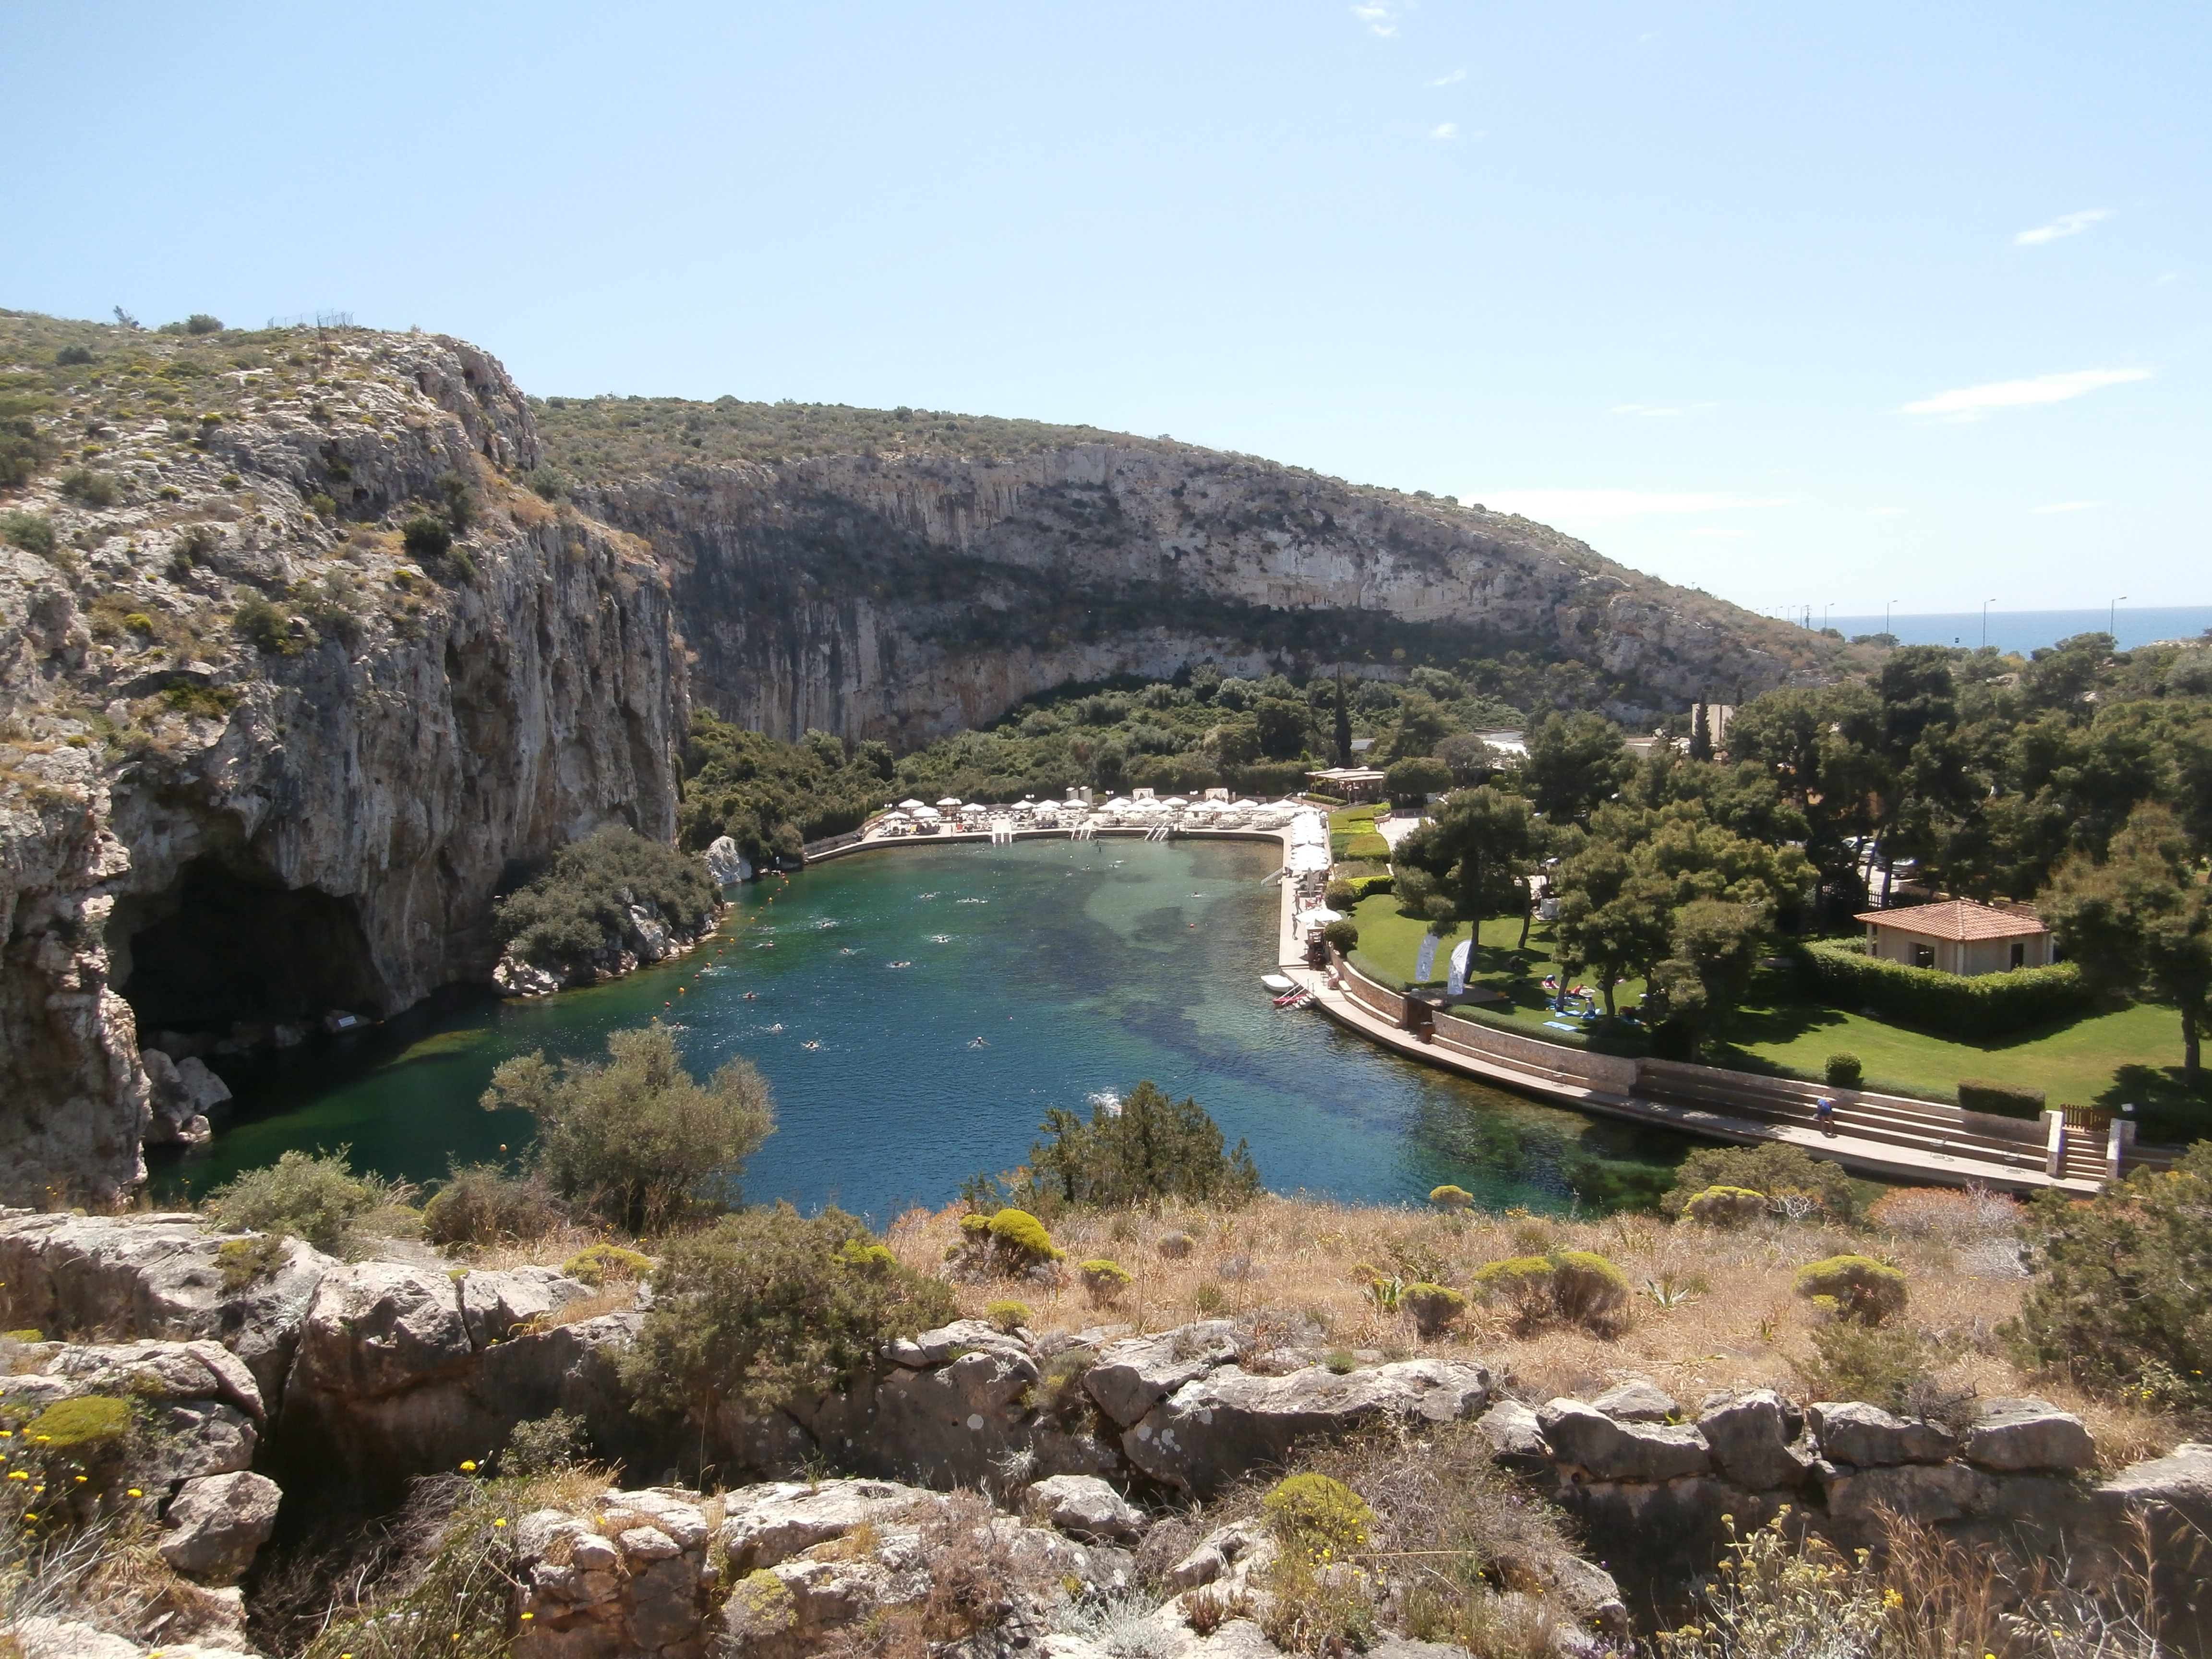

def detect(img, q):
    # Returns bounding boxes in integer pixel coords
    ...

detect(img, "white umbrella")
[913,805,942,820]
[1303,906,1344,926]
[1288,844,1332,873]
[1105,797,1133,810]
[937,797,962,807]
[1231,799,1260,810]
[1162,796,1189,808]
[899,798,927,811]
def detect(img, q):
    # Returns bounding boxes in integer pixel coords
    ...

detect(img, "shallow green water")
[157,840,1686,1221]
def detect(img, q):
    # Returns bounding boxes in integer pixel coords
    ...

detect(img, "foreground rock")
[0,1210,333,1400]
[1126,1358,1491,1495]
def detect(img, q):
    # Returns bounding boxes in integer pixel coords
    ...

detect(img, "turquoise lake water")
[157,839,1686,1221]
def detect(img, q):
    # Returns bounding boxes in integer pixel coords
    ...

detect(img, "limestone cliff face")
[577,444,1840,746]
[0,324,687,1203]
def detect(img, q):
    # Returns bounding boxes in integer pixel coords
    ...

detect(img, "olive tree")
[481,1024,775,1234]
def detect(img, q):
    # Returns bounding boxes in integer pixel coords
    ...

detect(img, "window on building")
[2010,941,2026,970]
[1912,942,1936,969]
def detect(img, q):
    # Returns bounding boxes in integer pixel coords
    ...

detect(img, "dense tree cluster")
[493,826,720,968]
[678,712,893,864]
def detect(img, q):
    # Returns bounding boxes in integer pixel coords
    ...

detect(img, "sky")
[3,1,2205,612]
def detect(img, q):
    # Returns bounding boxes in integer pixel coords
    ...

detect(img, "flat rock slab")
[1696,1390,1812,1491]
[158,1470,282,1586]
[1809,1401,1958,1467]
[1539,1397,1710,1483]
[1084,1321,1242,1428]
[1592,1379,1677,1423]
[719,1478,949,1571]
[1022,1473,1147,1543]
[1962,1398,2095,1473]
[1126,1358,1489,1495]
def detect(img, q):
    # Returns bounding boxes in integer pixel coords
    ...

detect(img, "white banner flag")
[1446,938,1472,998]
[1414,932,1439,984]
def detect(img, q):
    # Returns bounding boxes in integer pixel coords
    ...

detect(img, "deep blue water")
[1822,606,2210,654]
[156,839,1684,1222]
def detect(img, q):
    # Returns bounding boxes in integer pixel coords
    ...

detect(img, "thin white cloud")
[2013,208,2112,247]
[1351,2,1401,36]
[1901,367,2152,423]
[2154,271,2179,285]
[1865,507,1906,518]
[2033,501,2103,515]
[1609,401,1715,418]
[1426,67,1466,86]
[1429,122,1457,139]
[1469,489,1799,523]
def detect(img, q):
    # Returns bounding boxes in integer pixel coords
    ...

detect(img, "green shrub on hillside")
[621,1204,956,1423]
[1472,1251,1628,1334]
[59,469,121,507]
[564,1242,654,1286]
[1022,1080,1261,1210]
[205,1147,394,1254]
[1661,1141,1858,1222]
[1683,1185,1769,1228]
[1793,1255,1909,1325]
[1264,1472,1373,1560]
[2005,1142,2212,1412]
[1078,1258,1132,1305]
[481,1023,775,1234]
[493,826,720,969]
[2,512,55,558]
[1798,940,2090,1038]
[422,1162,565,1248]
[1322,919,1359,954]
[1824,1051,1863,1089]
[1401,1282,1465,1338]
[986,1208,1061,1262]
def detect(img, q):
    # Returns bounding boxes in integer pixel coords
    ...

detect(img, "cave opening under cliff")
[113,858,388,1033]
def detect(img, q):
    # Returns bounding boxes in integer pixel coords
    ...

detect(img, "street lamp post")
[2111,596,2127,637]
[1886,599,1896,635]
[1982,599,1995,649]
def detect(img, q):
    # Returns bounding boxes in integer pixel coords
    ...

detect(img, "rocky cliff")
[557,425,1845,747]
[0,316,688,1202]
[0,310,1847,1202]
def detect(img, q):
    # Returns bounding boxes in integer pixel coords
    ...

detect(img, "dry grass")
[877,1196,2186,1468]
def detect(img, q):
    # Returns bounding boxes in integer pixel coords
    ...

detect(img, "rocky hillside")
[540,396,1848,746]
[0,308,1846,1202]
[3,1210,2206,1657]
[0,312,687,1203]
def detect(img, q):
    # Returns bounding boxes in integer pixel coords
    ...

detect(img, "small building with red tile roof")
[1853,898,2054,977]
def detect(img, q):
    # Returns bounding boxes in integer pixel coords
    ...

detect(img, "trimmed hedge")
[1958,1078,2046,1119]
[1798,939,2090,1038]
[1343,831,1392,861]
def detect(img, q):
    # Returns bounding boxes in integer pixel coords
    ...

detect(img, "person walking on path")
[1815,1095,1837,1136]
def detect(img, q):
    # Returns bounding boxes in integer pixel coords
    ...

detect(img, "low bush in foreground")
[622,1204,956,1424]
[204,1147,404,1254]
[1793,1254,1909,1324]
[2006,1141,2212,1413]
[1662,1141,1859,1222]
[421,1162,565,1247]
[481,1023,774,1234]
[1472,1250,1630,1335]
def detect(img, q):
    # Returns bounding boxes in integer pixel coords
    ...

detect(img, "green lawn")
[1344,890,2209,1144]
[1346,896,1648,1043]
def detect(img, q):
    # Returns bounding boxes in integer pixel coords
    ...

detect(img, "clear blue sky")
[4,2,2204,611]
